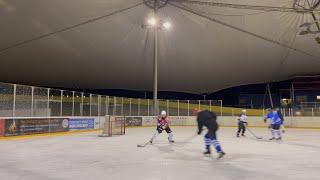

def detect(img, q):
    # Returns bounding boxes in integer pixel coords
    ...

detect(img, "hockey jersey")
[237,114,247,123]
[265,111,282,125]
[197,110,219,136]
[157,117,169,127]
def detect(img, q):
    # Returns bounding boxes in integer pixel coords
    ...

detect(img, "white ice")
[0,127,320,180]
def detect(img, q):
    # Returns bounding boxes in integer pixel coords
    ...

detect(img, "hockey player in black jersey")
[195,109,226,159]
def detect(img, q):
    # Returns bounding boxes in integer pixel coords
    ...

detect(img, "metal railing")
[3,82,319,117]
[0,82,223,117]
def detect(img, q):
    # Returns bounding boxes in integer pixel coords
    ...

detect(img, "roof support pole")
[153,2,159,116]
[267,84,274,108]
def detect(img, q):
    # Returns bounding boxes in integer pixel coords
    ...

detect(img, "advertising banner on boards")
[125,117,142,127]
[68,118,94,130]
[4,118,69,136]
[0,119,4,136]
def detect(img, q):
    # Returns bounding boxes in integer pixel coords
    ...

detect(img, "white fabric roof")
[0,0,319,93]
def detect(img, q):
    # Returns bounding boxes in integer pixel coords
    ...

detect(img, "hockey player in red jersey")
[149,110,174,144]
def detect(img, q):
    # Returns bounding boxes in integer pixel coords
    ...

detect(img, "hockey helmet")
[160,110,167,117]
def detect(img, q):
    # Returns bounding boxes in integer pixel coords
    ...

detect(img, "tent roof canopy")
[0,0,320,93]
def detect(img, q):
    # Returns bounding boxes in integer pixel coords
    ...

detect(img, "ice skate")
[203,149,211,155]
[218,151,226,159]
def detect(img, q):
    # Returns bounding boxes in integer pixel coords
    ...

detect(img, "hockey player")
[196,109,226,159]
[276,107,285,133]
[264,108,283,140]
[149,110,174,144]
[237,109,248,137]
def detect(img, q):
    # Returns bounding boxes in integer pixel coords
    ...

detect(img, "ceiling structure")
[0,0,320,93]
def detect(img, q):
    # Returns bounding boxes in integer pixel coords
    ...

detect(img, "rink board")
[1,116,320,137]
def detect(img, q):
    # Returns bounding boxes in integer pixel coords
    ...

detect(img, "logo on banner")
[68,118,94,130]
[9,120,17,133]
[62,119,69,128]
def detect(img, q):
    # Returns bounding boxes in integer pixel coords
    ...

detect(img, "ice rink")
[0,127,320,180]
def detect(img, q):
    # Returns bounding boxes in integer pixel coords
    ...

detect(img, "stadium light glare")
[162,21,171,30]
[147,17,157,27]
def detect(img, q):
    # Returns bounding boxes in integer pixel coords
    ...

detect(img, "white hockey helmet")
[242,109,247,114]
[160,110,167,117]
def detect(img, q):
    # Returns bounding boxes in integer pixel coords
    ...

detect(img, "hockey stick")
[246,127,263,139]
[181,134,197,144]
[137,141,151,148]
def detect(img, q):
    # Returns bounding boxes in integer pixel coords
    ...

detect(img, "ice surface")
[0,127,320,180]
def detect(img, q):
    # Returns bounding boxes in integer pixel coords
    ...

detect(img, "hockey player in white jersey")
[237,109,248,137]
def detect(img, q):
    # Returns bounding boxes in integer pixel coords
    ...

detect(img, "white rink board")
[23,116,317,132]
[138,116,320,128]
[142,116,197,126]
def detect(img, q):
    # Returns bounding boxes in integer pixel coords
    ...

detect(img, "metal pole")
[198,100,201,110]
[81,92,84,116]
[31,86,34,117]
[47,88,50,117]
[209,100,212,111]
[147,99,150,116]
[153,19,159,116]
[106,96,109,115]
[60,90,63,116]
[167,100,169,116]
[129,98,132,116]
[89,94,92,117]
[267,84,274,108]
[113,97,116,116]
[138,98,141,116]
[72,91,75,116]
[177,100,180,116]
[291,82,295,108]
[187,100,190,116]
[98,95,101,117]
[13,84,16,117]
[121,97,124,116]
[220,100,223,117]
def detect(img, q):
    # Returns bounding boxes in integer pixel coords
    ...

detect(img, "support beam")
[267,84,274,108]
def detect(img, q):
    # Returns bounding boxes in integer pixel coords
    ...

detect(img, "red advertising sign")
[0,119,4,136]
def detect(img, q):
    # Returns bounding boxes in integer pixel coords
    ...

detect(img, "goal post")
[98,116,125,137]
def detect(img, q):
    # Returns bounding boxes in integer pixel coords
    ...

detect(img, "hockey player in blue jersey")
[264,108,283,140]
[276,107,285,133]
[195,109,226,159]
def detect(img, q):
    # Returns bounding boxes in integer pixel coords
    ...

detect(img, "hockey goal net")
[98,116,125,137]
